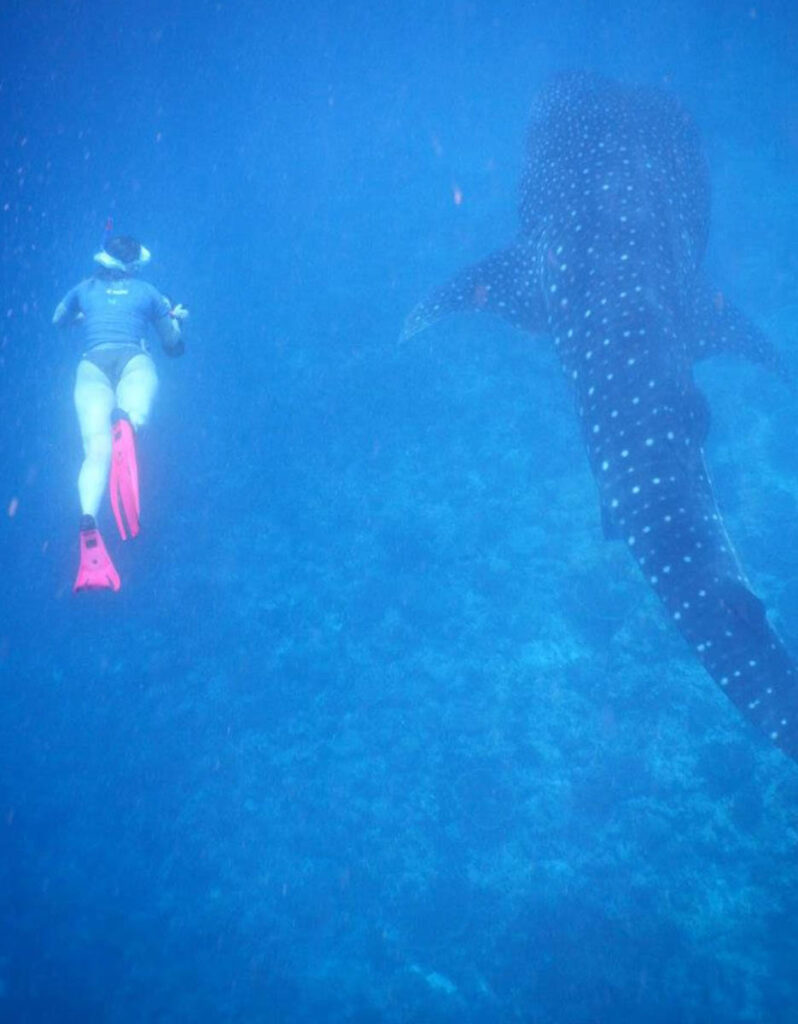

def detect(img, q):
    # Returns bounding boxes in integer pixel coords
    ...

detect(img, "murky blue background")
[2,1,797,1020]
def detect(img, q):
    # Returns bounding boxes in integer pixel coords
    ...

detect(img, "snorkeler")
[52,232,188,592]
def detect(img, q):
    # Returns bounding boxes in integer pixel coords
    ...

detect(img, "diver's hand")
[169,303,189,321]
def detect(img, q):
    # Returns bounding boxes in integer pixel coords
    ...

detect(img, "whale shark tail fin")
[401,238,547,342]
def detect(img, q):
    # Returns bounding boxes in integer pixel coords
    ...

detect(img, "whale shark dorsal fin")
[401,237,546,341]
[687,282,792,384]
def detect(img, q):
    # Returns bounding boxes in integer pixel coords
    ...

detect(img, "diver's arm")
[52,286,81,327]
[154,300,188,357]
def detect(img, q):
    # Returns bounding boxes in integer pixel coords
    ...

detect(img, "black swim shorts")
[82,343,146,388]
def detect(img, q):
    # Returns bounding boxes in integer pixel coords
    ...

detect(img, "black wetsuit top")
[54,272,177,351]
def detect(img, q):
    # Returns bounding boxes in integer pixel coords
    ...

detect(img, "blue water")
[2,1,798,1020]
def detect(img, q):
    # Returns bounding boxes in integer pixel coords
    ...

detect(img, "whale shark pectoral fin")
[401,238,546,341]
[687,283,792,384]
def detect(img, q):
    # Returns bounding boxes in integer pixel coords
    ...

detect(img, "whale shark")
[404,72,798,763]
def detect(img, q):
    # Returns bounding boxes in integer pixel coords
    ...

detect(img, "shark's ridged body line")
[405,73,798,762]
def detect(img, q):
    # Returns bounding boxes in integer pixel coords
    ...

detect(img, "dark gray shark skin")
[405,73,798,762]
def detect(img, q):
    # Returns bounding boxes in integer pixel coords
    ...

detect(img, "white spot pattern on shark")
[403,72,798,762]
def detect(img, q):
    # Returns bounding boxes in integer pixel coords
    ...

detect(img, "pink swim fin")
[74,516,121,593]
[110,410,140,540]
